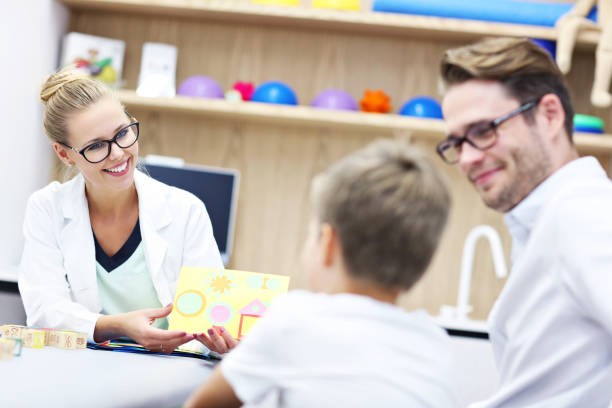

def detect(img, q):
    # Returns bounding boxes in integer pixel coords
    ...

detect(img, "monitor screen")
[142,159,239,265]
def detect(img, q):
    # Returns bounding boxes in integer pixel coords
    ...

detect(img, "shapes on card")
[265,278,281,291]
[206,302,235,326]
[237,299,268,339]
[206,270,238,298]
[169,268,290,346]
[175,290,207,317]
[239,298,267,317]
[246,274,264,289]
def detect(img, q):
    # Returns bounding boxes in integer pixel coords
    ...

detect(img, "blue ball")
[574,125,604,134]
[399,96,443,118]
[530,38,556,61]
[251,81,298,105]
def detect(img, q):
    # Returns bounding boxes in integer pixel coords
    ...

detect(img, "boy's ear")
[320,223,338,267]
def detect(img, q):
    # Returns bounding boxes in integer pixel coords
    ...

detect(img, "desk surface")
[0,346,216,408]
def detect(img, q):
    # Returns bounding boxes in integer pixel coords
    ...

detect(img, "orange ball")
[360,89,392,113]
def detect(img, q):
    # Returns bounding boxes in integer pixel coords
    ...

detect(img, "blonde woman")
[19,67,237,354]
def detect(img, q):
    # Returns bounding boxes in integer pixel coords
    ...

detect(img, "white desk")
[0,346,216,407]
[0,265,19,283]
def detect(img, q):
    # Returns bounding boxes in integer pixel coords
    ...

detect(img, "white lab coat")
[18,170,224,342]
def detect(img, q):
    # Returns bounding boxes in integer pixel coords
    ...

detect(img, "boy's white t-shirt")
[221,290,459,408]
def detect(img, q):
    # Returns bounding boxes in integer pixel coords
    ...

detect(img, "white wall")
[0,1,68,277]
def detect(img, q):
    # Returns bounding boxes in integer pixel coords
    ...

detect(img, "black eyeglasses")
[436,100,539,164]
[60,120,140,164]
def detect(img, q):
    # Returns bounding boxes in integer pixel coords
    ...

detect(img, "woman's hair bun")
[40,66,89,104]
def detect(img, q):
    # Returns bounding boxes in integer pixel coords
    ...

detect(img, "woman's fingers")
[194,332,215,351]
[141,328,193,350]
[216,327,239,350]
[147,303,174,320]
[148,328,190,342]
[206,328,229,353]
[161,335,195,354]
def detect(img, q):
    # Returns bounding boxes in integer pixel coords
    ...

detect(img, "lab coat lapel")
[59,174,100,311]
[135,170,172,303]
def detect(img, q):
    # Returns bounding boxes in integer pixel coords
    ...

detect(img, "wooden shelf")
[116,90,612,153]
[61,0,599,46]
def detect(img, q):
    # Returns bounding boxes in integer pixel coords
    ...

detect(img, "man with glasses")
[438,37,612,407]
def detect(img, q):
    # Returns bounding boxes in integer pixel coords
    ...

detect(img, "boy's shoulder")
[269,290,448,338]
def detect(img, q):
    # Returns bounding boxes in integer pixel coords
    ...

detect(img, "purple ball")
[310,89,358,111]
[177,75,224,99]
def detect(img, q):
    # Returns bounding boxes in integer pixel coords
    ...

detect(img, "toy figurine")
[556,0,612,107]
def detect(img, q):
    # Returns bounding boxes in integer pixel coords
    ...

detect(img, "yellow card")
[169,267,290,340]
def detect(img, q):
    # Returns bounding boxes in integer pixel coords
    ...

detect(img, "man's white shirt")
[473,157,612,407]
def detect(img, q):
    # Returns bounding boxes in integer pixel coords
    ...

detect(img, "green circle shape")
[176,291,204,316]
[574,114,604,129]
[265,278,281,291]
[247,275,264,289]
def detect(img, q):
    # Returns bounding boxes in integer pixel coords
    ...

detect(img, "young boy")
[185,139,458,408]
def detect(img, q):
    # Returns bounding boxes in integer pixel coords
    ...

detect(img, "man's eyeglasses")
[60,120,140,164]
[436,100,539,164]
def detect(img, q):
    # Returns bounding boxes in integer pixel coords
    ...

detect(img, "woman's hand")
[94,303,194,353]
[195,326,239,354]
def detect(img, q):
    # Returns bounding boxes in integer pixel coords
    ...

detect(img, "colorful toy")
[177,75,225,99]
[399,96,443,119]
[574,113,605,133]
[0,325,87,351]
[74,52,118,84]
[360,89,392,113]
[313,0,361,11]
[251,81,298,105]
[0,338,21,360]
[556,0,612,107]
[233,81,255,101]
[225,89,243,103]
[1,325,24,339]
[22,328,46,349]
[310,89,358,111]
[48,330,88,350]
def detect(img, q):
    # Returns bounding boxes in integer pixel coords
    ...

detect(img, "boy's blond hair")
[311,139,450,291]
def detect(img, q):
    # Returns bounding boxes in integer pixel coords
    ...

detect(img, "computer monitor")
[142,156,239,265]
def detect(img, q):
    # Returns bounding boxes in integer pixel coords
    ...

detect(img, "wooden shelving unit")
[61,0,611,319]
[61,0,599,46]
[117,90,612,153]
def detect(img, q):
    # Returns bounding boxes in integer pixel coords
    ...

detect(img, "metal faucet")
[441,225,508,321]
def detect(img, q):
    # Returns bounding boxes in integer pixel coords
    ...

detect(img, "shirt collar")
[504,156,606,241]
